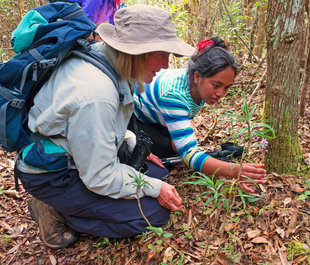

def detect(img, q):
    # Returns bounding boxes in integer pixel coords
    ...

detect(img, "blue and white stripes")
[133,69,210,171]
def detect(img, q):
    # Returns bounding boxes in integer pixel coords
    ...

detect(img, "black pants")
[128,115,178,158]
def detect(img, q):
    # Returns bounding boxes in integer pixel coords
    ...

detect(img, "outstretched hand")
[157,182,182,211]
[146,153,165,168]
[239,163,266,193]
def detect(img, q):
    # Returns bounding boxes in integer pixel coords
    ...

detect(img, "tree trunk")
[253,8,267,58]
[263,0,306,173]
[299,5,310,117]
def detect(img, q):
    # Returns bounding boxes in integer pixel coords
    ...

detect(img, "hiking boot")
[28,197,79,249]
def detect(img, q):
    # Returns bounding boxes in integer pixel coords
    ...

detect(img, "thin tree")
[263,0,306,173]
[299,2,310,117]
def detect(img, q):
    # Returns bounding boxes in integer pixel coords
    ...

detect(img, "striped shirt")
[133,69,210,171]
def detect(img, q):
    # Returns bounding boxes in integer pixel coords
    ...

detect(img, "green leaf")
[158,246,164,252]
[249,104,257,120]
[156,239,163,245]
[148,226,163,236]
[203,197,215,207]
[238,188,246,208]
[247,196,261,203]
[148,244,156,251]
[163,232,173,238]
[297,194,308,200]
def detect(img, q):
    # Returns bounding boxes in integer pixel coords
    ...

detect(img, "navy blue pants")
[15,162,170,238]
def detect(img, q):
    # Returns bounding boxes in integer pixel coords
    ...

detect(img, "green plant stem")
[136,187,152,227]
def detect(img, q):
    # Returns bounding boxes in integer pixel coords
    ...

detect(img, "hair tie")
[198,39,214,51]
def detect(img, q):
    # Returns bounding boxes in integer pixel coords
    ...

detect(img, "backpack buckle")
[10,99,25,109]
[77,39,91,51]
[38,58,58,68]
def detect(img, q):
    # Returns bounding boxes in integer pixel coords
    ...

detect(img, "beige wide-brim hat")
[97,5,195,57]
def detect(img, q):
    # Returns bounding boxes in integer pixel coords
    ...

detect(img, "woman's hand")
[157,182,182,211]
[146,153,165,168]
[239,163,266,193]
[202,157,266,193]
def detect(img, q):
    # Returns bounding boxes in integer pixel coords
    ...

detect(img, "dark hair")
[188,36,237,84]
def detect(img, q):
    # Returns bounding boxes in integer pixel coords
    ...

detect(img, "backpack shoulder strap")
[71,47,124,102]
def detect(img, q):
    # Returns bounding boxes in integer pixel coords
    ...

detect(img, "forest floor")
[0,58,310,265]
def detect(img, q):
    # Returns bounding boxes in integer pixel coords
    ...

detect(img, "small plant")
[147,226,173,253]
[297,180,310,201]
[222,91,275,158]
[148,226,173,239]
[0,234,12,246]
[237,187,261,209]
[0,186,7,195]
[159,250,185,265]
[173,210,182,216]
[184,169,231,213]
[126,171,153,226]
[92,237,109,248]
[180,224,193,239]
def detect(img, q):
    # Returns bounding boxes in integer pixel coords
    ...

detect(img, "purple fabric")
[69,0,117,24]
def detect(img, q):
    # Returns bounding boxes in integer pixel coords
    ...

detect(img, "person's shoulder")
[55,56,119,103]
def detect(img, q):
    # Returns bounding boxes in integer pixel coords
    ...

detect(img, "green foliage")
[147,226,173,238]
[147,226,173,253]
[297,180,310,201]
[126,172,153,190]
[92,237,109,248]
[287,240,310,263]
[173,210,182,216]
[185,171,261,212]
[0,234,12,245]
[221,91,275,157]
[159,251,185,265]
[0,186,7,195]
[184,170,231,212]
[237,187,261,209]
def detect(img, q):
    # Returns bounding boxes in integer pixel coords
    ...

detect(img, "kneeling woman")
[14,5,195,249]
[130,37,266,193]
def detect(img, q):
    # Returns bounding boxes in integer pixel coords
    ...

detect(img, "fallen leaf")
[292,184,306,193]
[251,237,269,244]
[246,229,261,239]
[145,250,159,263]
[276,227,285,239]
[49,255,57,265]
[162,247,176,263]
[225,223,237,231]
[283,197,292,206]
[288,209,298,228]
[278,247,289,265]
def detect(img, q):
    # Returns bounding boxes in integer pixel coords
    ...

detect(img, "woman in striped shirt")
[130,37,266,193]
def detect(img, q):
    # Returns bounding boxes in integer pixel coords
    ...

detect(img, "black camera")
[126,130,153,171]
[205,142,244,161]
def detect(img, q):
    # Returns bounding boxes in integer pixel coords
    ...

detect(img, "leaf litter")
[0,63,310,265]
